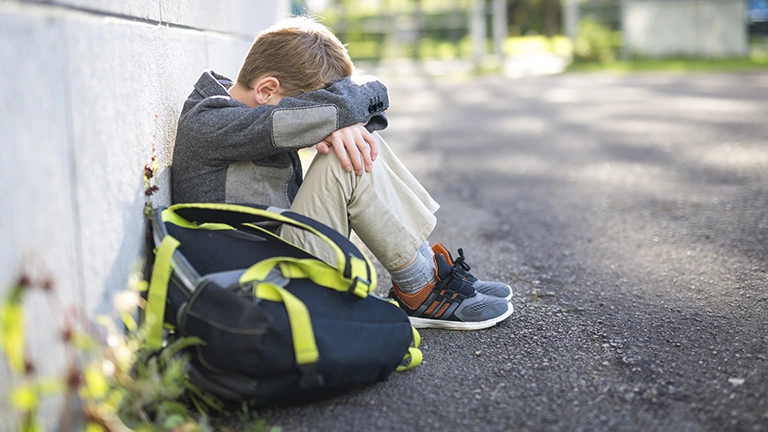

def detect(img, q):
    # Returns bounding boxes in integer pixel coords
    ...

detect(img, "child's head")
[236,16,354,98]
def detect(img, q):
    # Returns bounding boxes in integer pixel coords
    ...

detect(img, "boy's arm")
[190,76,388,165]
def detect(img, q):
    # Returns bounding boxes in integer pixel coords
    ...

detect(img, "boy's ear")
[252,76,281,106]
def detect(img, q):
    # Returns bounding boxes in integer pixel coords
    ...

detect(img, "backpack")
[143,203,422,408]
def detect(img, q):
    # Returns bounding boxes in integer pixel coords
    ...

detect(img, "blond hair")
[236,16,355,97]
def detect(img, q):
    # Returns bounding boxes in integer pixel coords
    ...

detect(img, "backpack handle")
[240,256,371,299]
[158,203,376,294]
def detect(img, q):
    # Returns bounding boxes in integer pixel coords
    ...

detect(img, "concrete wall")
[0,0,289,428]
[623,0,748,58]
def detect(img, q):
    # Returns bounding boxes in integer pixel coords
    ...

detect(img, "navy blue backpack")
[144,203,422,408]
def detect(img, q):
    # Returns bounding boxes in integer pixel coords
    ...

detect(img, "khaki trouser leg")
[281,132,440,270]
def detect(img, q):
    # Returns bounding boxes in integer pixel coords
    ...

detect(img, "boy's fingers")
[325,126,374,175]
[344,133,364,175]
[316,141,330,154]
[355,132,373,172]
[330,136,352,172]
[362,128,378,162]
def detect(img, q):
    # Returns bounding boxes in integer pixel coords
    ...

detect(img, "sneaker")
[388,254,513,330]
[432,244,513,301]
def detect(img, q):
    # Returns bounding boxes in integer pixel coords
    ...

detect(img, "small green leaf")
[105,389,123,408]
[80,364,109,400]
[121,312,138,332]
[10,384,38,410]
[85,422,106,432]
[71,332,99,351]
[158,400,189,417]
[136,280,149,292]
[20,413,42,432]
[1,290,26,373]
[162,414,186,430]
[162,336,204,358]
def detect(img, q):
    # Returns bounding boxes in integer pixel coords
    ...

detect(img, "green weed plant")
[573,17,620,64]
[1,268,276,432]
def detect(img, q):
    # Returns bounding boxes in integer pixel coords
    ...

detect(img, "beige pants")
[281,132,440,270]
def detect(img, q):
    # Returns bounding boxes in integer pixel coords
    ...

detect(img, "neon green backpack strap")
[145,235,180,350]
[386,300,423,372]
[251,281,323,386]
[240,257,369,299]
[146,231,322,384]
[397,348,423,372]
[162,203,376,295]
[252,282,318,365]
[396,327,423,371]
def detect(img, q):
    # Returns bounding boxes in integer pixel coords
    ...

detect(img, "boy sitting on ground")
[171,17,513,330]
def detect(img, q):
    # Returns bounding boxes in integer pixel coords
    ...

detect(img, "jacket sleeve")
[188,75,389,165]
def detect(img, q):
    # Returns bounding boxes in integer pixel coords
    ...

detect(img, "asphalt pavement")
[248,67,768,432]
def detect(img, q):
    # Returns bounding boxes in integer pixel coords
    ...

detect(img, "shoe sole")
[408,302,514,331]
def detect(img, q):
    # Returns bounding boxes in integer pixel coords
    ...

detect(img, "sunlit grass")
[344,29,768,76]
[566,55,768,73]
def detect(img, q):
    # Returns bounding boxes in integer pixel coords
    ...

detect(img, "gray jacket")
[172,70,389,209]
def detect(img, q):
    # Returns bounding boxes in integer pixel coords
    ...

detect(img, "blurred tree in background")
[297,0,761,67]
[507,0,561,37]
[299,0,570,62]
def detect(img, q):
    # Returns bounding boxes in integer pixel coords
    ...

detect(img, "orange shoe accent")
[392,281,436,310]
[434,303,450,318]
[431,243,453,265]
[424,300,440,316]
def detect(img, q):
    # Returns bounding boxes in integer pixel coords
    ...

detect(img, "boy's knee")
[309,151,346,176]
[308,151,378,180]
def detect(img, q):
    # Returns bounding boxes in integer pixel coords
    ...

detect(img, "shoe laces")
[451,248,477,283]
[453,248,471,272]
[435,253,476,297]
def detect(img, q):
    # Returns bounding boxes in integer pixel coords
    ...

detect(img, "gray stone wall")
[0,0,288,428]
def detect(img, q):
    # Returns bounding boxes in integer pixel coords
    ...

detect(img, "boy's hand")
[316,124,378,175]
